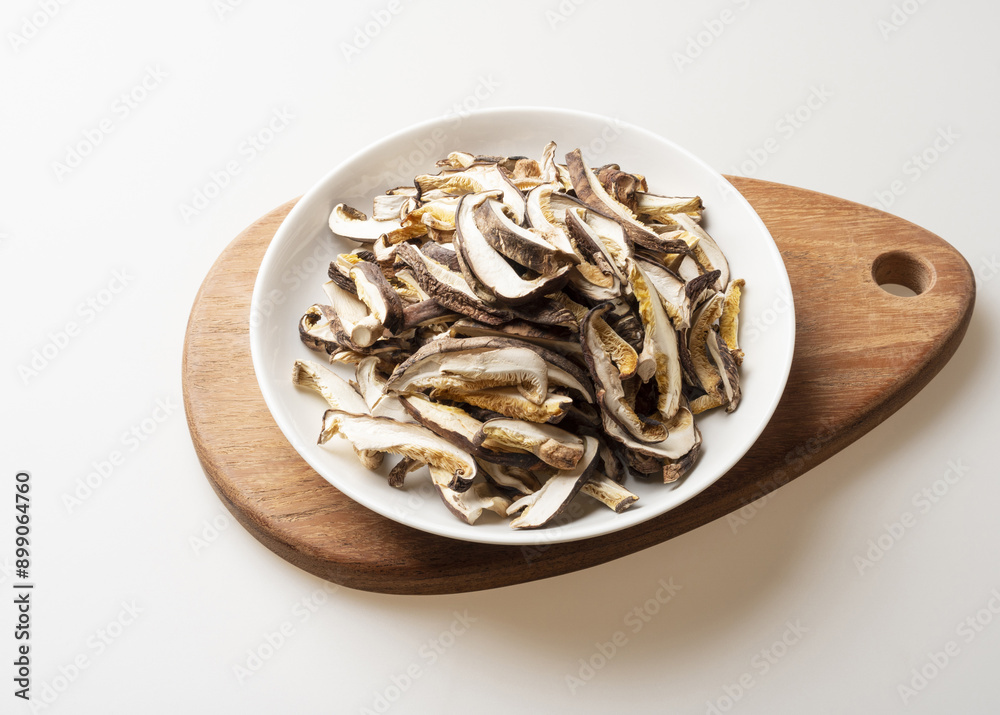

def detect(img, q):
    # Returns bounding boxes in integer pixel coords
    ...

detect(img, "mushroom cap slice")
[524,185,578,257]
[474,197,578,276]
[565,149,664,252]
[634,192,703,223]
[299,304,345,354]
[477,418,585,470]
[507,436,600,529]
[395,242,513,325]
[719,278,745,365]
[350,261,404,336]
[580,304,667,443]
[318,411,477,492]
[400,394,541,469]
[454,193,571,306]
[636,259,691,330]
[671,213,729,291]
[389,344,550,405]
[431,385,572,424]
[555,294,638,378]
[292,360,370,413]
[329,204,402,243]
[631,263,683,420]
[705,328,742,414]
[427,468,511,525]
[475,458,541,497]
[449,318,582,357]
[387,336,593,405]
[354,356,413,423]
[688,293,731,414]
[602,403,701,463]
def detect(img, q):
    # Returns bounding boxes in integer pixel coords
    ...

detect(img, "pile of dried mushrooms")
[294,142,745,529]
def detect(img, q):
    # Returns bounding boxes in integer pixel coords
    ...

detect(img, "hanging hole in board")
[871,251,935,297]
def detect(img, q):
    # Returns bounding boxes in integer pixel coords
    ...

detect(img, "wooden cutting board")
[182,177,975,595]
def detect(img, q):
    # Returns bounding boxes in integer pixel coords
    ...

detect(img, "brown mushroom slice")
[596,164,644,210]
[602,402,701,464]
[565,149,666,252]
[454,193,571,305]
[478,418,585,470]
[475,458,541,497]
[395,242,513,325]
[580,304,667,443]
[420,242,460,273]
[705,328,742,414]
[329,204,402,243]
[432,385,572,424]
[418,163,527,223]
[662,438,701,483]
[354,356,413,423]
[524,185,580,257]
[402,299,456,329]
[319,411,477,492]
[555,294,638,378]
[299,304,343,354]
[579,209,633,277]
[390,268,430,303]
[719,278,745,365]
[474,197,578,276]
[449,318,582,356]
[322,280,383,348]
[507,436,600,529]
[350,262,404,336]
[389,343,550,405]
[563,209,623,297]
[687,293,727,413]
[671,213,729,291]
[581,474,638,513]
[634,193,703,223]
[631,263,683,420]
[400,394,540,469]
[427,467,511,525]
[636,258,691,330]
[292,362,382,469]
[293,359,370,413]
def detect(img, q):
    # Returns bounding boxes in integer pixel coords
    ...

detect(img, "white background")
[2,1,998,713]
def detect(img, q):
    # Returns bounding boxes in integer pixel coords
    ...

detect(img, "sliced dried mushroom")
[329,204,401,243]
[580,303,667,443]
[507,436,600,529]
[720,278,745,365]
[400,394,540,469]
[388,339,552,405]
[475,458,541,497]
[428,468,511,525]
[322,280,383,348]
[581,474,638,513]
[477,418,585,470]
[319,411,477,492]
[395,242,513,325]
[431,385,573,424]
[350,261,404,336]
[474,196,578,276]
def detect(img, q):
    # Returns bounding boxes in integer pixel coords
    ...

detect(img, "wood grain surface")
[182,177,975,595]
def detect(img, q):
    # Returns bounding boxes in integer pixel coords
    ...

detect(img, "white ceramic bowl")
[250,107,795,546]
